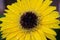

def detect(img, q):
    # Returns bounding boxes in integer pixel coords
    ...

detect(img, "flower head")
[0,0,60,40]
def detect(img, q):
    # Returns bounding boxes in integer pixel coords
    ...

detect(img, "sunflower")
[0,0,60,40]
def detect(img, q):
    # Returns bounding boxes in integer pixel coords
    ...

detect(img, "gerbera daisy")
[0,0,60,40]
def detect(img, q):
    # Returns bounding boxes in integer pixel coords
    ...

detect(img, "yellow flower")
[0,0,59,40]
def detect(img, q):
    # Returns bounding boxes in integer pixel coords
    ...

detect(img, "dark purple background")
[0,0,4,15]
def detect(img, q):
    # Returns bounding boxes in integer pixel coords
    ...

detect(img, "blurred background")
[0,0,60,40]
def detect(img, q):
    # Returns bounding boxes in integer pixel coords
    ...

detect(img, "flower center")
[20,12,38,29]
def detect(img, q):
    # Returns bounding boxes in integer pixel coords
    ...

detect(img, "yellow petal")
[20,0,30,11]
[42,23,60,29]
[41,19,59,24]
[45,33,56,40]
[41,6,56,16]
[31,31,42,40]
[30,0,43,10]
[19,32,26,40]
[16,32,25,40]
[39,0,52,12]
[25,33,30,40]
[37,29,47,40]
[42,11,59,19]
[6,32,19,40]
[2,33,8,38]
[42,27,57,35]
[2,27,19,34]
[35,0,43,10]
